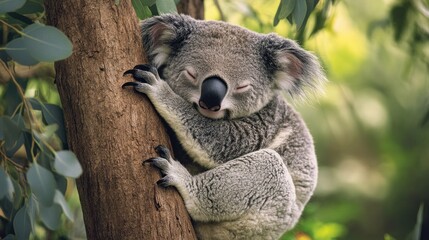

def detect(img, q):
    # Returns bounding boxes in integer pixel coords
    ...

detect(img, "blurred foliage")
[130,0,179,19]
[207,0,428,239]
[0,1,84,239]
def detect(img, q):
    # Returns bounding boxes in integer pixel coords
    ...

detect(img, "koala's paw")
[144,145,190,188]
[122,64,161,94]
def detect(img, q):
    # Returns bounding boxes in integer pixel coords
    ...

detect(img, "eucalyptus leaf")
[26,163,56,206]
[0,198,14,218]
[54,150,82,178]
[22,23,73,62]
[54,190,73,220]
[156,0,177,14]
[5,134,24,158]
[132,0,145,19]
[40,97,67,147]
[13,206,32,240]
[16,0,44,14]
[11,113,25,130]
[5,37,39,66]
[279,0,296,19]
[11,177,22,209]
[0,116,23,154]
[23,131,35,163]
[41,103,64,125]
[3,234,15,240]
[293,0,307,30]
[28,195,38,231]
[0,0,26,13]
[6,12,33,25]
[141,5,152,18]
[0,168,14,200]
[274,0,296,26]
[409,204,424,240]
[54,173,68,194]
[39,203,62,230]
[142,0,156,6]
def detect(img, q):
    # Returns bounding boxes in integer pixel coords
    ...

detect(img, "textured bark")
[177,0,205,19]
[45,1,196,239]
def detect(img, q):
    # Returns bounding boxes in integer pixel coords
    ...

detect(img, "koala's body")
[123,14,325,240]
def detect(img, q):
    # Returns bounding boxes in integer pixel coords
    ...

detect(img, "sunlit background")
[203,0,429,239]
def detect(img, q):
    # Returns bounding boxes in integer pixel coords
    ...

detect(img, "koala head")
[141,14,325,119]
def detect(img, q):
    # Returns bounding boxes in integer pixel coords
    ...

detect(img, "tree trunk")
[177,0,205,19]
[44,1,196,239]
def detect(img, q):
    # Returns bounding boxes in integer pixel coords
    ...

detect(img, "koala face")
[141,14,324,119]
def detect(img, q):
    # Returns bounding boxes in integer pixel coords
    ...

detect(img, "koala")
[122,14,325,240]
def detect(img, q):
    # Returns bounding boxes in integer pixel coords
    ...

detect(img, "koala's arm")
[148,145,298,229]
[124,66,286,168]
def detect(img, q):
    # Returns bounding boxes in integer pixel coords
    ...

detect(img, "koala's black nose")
[199,77,227,111]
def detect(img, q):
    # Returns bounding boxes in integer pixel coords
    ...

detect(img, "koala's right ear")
[140,14,195,67]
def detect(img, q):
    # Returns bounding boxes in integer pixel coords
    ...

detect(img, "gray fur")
[131,14,326,239]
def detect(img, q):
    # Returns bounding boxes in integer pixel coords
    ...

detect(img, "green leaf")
[13,206,32,240]
[54,173,68,194]
[390,2,411,42]
[6,12,33,25]
[54,150,82,178]
[141,4,152,18]
[39,203,62,230]
[3,234,15,240]
[132,0,146,19]
[142,0,156,6]
[16,0,45,14]
[54,190,73,220]
[310,0,331,37]
[293,0,307,30]
[5,78,28,115]
[132,0,153,19]
[11,177,23,209]
[156,0,177,14]
[0,0,26,13]
[0,168,14,200]
[26,163,57,206]
[22,23,73,62]
[280,0,297,19]
[28,195,38,231]
[0,116,23,155]
[5,37,39,66]
[35,101,67,147]
[408,204,424,240]
[1,198,14,219]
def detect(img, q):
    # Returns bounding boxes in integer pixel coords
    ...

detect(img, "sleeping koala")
[122,14,325,240]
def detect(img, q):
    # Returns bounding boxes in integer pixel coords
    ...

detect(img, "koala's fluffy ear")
[263,34,326,97]
[140,14,194,67]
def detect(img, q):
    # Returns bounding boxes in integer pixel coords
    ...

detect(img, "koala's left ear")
[140,14,195,67]
[262,34,326,97]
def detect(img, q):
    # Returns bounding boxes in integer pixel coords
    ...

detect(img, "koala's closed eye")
[184,67,197,80]
[234,82,251,93]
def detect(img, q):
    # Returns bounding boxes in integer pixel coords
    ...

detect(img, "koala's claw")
[133,64,158,75]
[156,177,172,187]
[154,145,171,160]
[123,69,149,83]
[121,81,140,88]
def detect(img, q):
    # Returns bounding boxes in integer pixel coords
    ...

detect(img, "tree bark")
[177,0,205,19]
[44,1,196,239]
